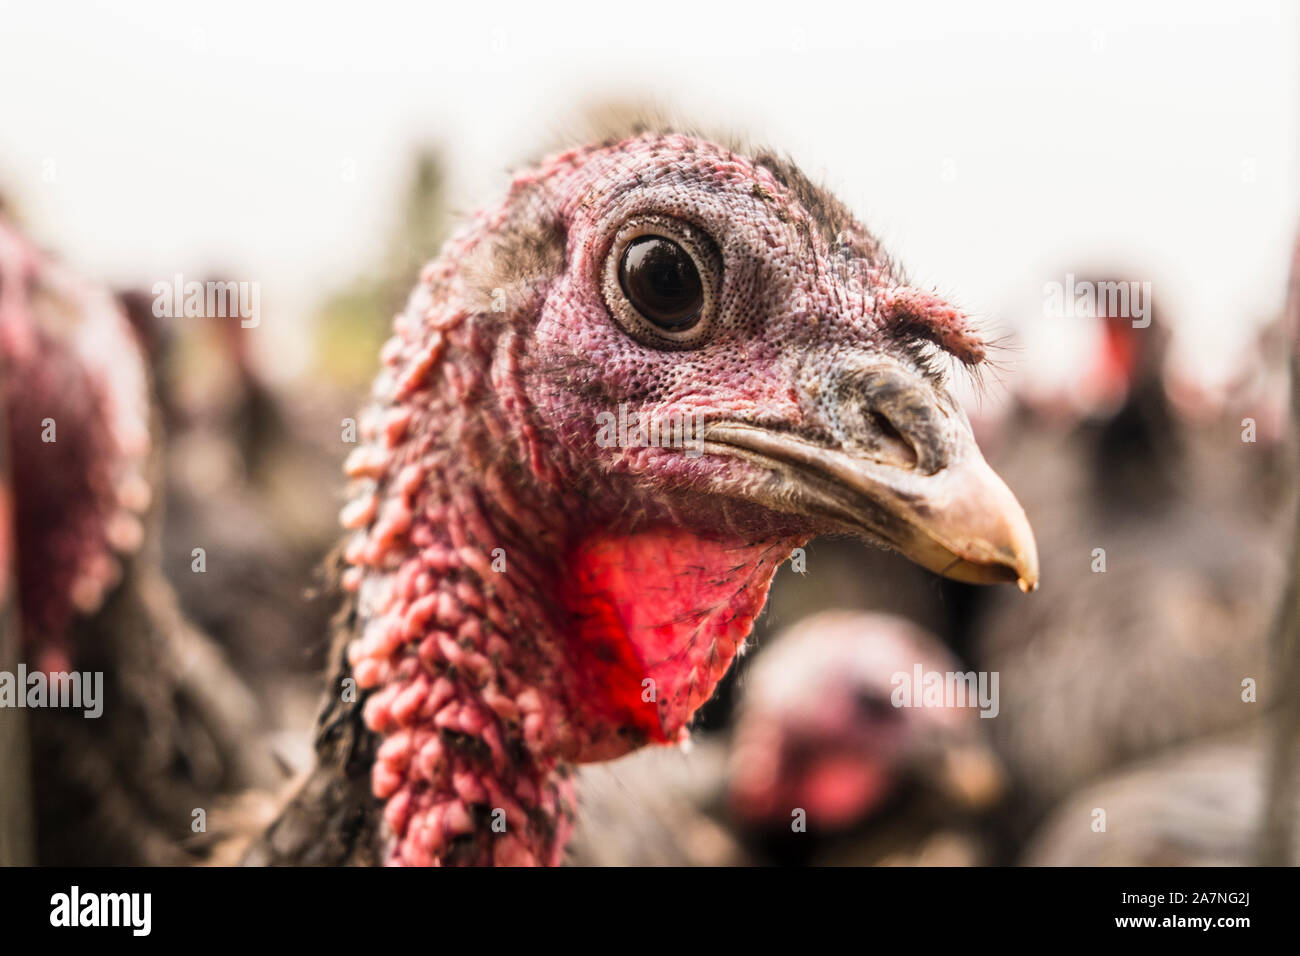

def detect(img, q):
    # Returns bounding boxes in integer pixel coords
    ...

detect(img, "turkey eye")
[602,216,720,349]
[618,236,704,331]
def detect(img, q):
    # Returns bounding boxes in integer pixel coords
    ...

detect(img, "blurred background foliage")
[314,149,451,388]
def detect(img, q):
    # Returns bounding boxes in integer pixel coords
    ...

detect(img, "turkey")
[248,129,1038,867]
[966,277,1293,843]
[568,610,1006,866]
[729,610,1004,865]
[0,216,279,864]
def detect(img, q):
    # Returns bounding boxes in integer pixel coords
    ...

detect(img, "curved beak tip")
[913,462,1040,592]
[999,521,1039,594]
[1004,530,1039,594]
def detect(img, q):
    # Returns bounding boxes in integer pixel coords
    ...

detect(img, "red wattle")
[562,527,797,761]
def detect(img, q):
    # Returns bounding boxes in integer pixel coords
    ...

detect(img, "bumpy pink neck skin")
[338,207,798,865]
[342,465,577,867]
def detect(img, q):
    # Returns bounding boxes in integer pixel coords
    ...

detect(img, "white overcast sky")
[0,0,1295,386]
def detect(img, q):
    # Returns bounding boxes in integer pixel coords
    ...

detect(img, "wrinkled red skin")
[338,132,981,865]
[0,219,152,671]
[769,750,891,830]
[1095,312,1141,409]
[729,720,899,830]
[562,529,791,760]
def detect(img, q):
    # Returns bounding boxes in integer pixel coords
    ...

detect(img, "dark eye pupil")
[618,236,704,331]
[856,691,900,722]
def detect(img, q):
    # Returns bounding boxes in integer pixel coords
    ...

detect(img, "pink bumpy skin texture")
[338,132,993,865]
[0,218,152,671]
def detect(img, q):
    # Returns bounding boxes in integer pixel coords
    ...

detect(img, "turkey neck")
[1088,365,1183,513]
[330,360,583,864]
[330,410,789,865]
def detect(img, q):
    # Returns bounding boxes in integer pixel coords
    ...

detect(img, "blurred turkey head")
[727,610,1004,832]
[0,218,152,671]
[1019,273,1171,425]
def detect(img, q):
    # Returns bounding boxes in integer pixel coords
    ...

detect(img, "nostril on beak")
[828,363,947,472]
[867,410,919,469]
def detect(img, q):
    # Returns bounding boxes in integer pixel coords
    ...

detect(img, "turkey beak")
[703,368,1038,591]
[927,744,1007,810]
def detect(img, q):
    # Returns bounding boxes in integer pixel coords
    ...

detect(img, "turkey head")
[276,131,1037,866]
